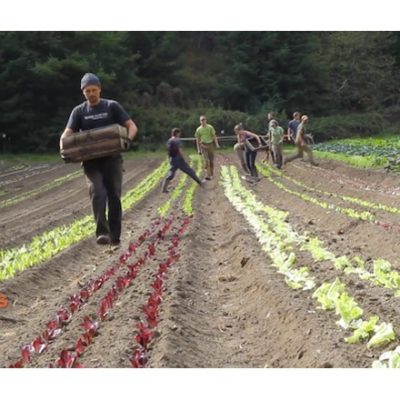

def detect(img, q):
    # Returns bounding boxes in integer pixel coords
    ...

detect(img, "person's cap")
[81,73,101,90]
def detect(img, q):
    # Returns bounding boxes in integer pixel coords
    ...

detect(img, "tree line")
[0,31,399,152]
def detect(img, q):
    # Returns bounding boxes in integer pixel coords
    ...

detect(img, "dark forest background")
[1,31,400,152]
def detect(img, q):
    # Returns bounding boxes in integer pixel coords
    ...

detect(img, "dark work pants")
[165,156,202,184]
[83,155,123,241]
[245,150,258,177]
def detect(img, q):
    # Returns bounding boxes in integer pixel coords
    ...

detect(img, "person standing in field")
[266,111,276,130]
[284,115,318,166]
[161,128,203,193]
[60,73,138,246]
[268,119,284,169]
[195,115,220,180]
[261,111,276,163]
[234,123,262,182]
[287,111,301,142]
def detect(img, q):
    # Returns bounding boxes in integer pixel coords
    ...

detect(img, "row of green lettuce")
[158,156,202,217]
[262,163,400,217]
[0,155,204,282]
[0,161,169,281]
[258,163,376,221]
[260,163,400,299]
[221,165,400,368]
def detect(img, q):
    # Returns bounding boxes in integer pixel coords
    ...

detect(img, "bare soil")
[1,154,400,368]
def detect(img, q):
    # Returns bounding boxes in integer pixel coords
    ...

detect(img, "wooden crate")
[60,124,129,162]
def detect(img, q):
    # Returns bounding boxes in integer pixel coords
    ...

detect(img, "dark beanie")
[80,73,101,90]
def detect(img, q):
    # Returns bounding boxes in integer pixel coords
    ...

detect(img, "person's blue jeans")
[245,150,258,177]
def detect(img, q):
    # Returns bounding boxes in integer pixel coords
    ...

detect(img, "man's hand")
[60,151,71,163]
[124,137,135,150]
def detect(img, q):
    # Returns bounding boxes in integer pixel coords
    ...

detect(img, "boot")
[161,179,169,193]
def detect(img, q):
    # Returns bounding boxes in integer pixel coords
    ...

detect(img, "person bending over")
[234,123,262,182]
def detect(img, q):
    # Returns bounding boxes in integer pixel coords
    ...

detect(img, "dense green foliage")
[1,31,400,152]
[309,112,385,141]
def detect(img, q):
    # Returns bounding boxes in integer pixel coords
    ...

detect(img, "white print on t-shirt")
[84,113,109,121]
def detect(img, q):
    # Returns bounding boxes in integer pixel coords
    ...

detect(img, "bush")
[248,109,290,133]
[308,112,385,142]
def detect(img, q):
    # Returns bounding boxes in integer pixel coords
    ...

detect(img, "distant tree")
[319,32,398,112]
[216,32,327,113]
[0,32,140,151]
[1,31,400,152]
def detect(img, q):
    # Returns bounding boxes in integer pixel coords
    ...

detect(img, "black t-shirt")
[66,98,130,131]
[288,119,300,139]
[167,137,182,157]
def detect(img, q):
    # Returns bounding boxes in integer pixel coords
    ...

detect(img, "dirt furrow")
[246,162,400,269]
[147,165,372,367]
[0,172,167,367]
[2,155,400,368]
[291,160,400,199]
[0,159,161,249]
[0,164,63,189]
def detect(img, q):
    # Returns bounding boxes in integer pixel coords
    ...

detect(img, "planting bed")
[1,154,400,367]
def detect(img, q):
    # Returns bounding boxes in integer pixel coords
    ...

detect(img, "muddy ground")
[1,153,400,368]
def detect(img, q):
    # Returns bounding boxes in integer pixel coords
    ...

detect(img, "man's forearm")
[196,139,201,152]
[60,128,73,150]
[125,120,138,141]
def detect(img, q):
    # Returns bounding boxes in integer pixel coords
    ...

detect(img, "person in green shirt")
[195,115,220,180]
[268,119,284,169]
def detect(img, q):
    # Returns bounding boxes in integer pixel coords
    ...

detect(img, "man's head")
[301,115,309,123]
[81,73,101,90]
[171,127,181,137]
[200,115,207,126]
[270,119,278,128]
[293,111,300,119]
[81,73,101,106]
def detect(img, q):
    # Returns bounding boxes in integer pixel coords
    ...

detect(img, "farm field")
[1,153,400,368]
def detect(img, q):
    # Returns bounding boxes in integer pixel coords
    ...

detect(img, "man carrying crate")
[59,73,138,246]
